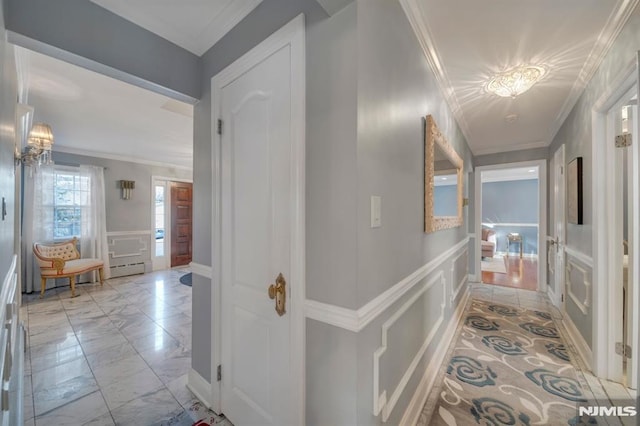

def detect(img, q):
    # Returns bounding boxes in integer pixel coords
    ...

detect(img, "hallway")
[418,283,636,425]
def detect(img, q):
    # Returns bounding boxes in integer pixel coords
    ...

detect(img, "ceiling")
[89,0,262,55]
[20,47,194,169]
[404,0,638,155]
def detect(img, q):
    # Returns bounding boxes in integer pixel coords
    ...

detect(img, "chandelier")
[486,66,546,98]
[15,123,55,167]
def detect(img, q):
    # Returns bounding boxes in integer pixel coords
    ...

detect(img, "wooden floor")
[481,255,538,291]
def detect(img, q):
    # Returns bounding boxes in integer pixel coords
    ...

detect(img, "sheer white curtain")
[79,165,111,282]
[22,166,55,293]
[21,164,111,293]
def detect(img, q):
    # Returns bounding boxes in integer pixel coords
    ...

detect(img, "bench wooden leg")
[40,277,47,299]
[98,267,104,287]
[70,275,77,298]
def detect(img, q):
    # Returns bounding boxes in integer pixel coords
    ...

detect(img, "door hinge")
[616,342,632,359]
[616,133,632,148]
[560,166,563,175]
[561,294,564,303]
[217,119,223,135]
[217,364,222,381]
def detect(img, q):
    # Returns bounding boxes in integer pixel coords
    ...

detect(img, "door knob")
[268,273,286,316]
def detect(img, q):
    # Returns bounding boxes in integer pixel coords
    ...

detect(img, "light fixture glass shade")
[17,122,55,169]
[28,123,54,149]
[487,66,546,98]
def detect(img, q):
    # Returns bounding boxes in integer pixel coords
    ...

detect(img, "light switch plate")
[371,196,381,228]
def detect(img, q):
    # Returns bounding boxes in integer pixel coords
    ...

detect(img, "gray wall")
[304,1,473,424]
[548,5,640,348]
[0,0,18,283]
[52,152,192,233]
[6,0,200,101]
[482,179,539,254]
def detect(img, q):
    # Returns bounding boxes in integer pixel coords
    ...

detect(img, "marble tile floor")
[22,267,230,426]
[420,282,636,426]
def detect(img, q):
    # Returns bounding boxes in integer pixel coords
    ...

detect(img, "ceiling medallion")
[487,65,546,98]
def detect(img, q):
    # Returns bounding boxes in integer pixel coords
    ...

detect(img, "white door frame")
[550,144,566,309]
[210,14,306,423]
[592,55,640,381]
[150,176,193,271]
[474,160,548,292]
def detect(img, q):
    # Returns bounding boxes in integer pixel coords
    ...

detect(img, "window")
[154,185,166,257]
[48,168,90,239]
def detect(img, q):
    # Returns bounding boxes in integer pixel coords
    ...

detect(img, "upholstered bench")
[33,237,104,298]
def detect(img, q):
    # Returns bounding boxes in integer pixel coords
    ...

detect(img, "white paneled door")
[219,42,293,425]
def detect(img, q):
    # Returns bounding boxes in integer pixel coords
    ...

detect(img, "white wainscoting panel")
[107,232,149,259]
[401,286,471,426]
[305,237,469,332]
[564,246,593,268]
[373,271,446,422]
[566,258,591,315]
[563,312,593,370]
[450,248,468,306]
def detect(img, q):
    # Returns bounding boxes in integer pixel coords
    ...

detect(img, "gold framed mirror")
[424,115,463,233]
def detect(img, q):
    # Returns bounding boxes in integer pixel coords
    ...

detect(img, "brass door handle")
[268,273,286,316]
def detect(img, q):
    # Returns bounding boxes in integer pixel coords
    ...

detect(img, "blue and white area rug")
[424,300,591,425]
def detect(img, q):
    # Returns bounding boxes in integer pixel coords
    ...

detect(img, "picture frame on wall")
[567,156,583,224]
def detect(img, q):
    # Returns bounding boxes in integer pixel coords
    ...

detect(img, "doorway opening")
[591,58,639,388]
[151,177,193,270]
[607,87,636,388]
[475,161,547,293]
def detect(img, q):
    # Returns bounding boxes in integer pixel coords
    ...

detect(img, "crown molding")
[472,140,549,157]
[399,0,473,147]
[547,0,640,144]
[54,145,193,171]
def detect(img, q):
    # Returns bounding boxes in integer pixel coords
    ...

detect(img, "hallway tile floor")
[419,283,636,426]
[22,268,229,426]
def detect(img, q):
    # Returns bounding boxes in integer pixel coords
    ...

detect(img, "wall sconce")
[15,122,54,167]
[119,180,135,200]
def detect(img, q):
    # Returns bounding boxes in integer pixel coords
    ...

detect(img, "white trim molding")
[563,314,593,371]
[566,258,592,316]
[373,271,446,422]
[106,230,152,236]
[190,262,213,279]
[187,368,214,410]
[304,237,469,332]
[450,248,468,305]
[401,286,471,426]
[564,246,594,268]
[398,0,472,149]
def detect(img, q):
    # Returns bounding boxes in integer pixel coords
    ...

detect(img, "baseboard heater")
[110,262,145,278]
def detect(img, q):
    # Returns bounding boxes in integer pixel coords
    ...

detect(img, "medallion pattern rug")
[425,300,590,425]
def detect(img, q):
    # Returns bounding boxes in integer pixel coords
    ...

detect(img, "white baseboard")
[563,314,593,372]
[400,286,471,426]
[187,368,213,409]
[468,274,478,283]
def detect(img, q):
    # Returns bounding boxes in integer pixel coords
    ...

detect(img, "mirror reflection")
[433,145,458,217]
[424,114,463,233]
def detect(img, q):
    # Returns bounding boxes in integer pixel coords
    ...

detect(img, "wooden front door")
[171,182,192,267]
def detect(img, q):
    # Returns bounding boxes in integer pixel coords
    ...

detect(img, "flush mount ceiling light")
[486,65,546,98]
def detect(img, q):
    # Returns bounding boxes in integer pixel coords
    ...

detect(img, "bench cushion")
[40,259,104,277]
